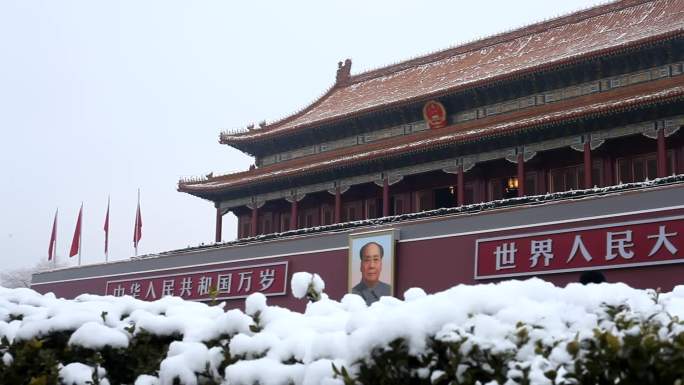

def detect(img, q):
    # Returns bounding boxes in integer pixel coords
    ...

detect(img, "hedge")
[2,276,684,385]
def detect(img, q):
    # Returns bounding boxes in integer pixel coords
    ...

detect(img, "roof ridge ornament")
[335,58,352,86]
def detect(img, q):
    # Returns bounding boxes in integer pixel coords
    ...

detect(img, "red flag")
[69,204,83,257]
[104,197,110,257]
[133,194,142,250]
[48,209,58,261]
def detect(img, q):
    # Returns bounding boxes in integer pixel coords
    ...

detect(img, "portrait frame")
[348,228,399,298]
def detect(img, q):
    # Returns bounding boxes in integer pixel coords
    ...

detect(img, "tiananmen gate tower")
[33,0,684,310]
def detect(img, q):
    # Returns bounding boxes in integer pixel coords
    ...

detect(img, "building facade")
[33,0,684,308]
[178,0,684,242]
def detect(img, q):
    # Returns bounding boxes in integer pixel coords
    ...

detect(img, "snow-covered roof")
[221,0,684,146]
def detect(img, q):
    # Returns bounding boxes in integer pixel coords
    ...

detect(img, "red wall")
[396,207,684,293]
[33,250,348,313]
[34,206,684,311]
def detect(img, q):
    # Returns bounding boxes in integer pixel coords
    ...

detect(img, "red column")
[250,205,258,237]
[517,153,525,197]
[657,128,667,178]
[334,187,341,223]
[583,141,592,189]
[290,199,298,231]
[457,166,465,206]
[215,207,222,243]
[382,177,390,217]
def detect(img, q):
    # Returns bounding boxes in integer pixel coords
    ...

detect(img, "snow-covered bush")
[291,272,325,302]
[3,277,684,384]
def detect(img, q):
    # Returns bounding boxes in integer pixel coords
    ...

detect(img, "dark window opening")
[616,152,674,184]
[464,182,478,204]
[550,162,602,192]
[322,209,333,226]
[489,179,506,200]
[393,193,411,215]
[282,215,290,232]
[365,199,379,219]
[394,198,404,215]
[489,177,517,200]
[434,187,454,209]
[343,201,362,222]
[414,190,433,212]
[241,222,250,238]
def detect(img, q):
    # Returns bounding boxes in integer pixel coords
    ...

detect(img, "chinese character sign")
[105,262,288,301]
[475,216,682,279]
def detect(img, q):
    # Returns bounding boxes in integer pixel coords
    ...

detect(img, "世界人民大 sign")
[475,216,682,279]
[105,261,288,301]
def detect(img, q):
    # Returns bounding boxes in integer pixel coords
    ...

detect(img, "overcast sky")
[0,0,603,272]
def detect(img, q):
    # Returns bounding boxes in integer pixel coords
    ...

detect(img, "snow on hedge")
[2,277,684,384]
[60,362,108,385]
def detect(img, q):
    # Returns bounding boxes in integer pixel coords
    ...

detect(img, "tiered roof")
[180,0,684,198]
[181,79,684,196]
[220,0,683,147]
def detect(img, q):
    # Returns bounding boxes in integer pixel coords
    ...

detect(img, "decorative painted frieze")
[218,115,684,212]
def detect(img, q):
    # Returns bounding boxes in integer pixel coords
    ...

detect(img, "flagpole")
[135,189,139,257]
[79,202,83,266]
[54,207,58,268]
[105,195,110,263]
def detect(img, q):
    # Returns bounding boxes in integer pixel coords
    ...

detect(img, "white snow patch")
[245,292,267,316]
[290,272,325,301]
[134,374,160,385]
[311,274,325,294]
[59,362,108,385]
[225,358,304,385]
[68,321,129,349]
[159,341,220,385]
[404,287,427,301]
